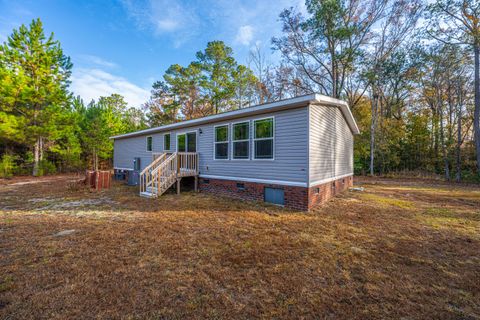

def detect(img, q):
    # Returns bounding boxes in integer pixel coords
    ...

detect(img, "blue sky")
[0,0,306,107]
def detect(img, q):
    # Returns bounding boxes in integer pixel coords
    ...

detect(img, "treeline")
[1,0,480,182]
[0,19,146,176]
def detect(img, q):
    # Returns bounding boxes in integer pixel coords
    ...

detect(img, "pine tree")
[196,41,237,114]
[78,95,131,170]
[0,18,72,175]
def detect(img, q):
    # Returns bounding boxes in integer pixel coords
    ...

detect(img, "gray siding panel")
[114,107,309,184]
[334,107,354,177]
[309,104,353,183]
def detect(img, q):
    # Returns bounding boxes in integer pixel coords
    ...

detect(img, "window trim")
[213,124,229,160]
[163,133,171,152]
[253,116,275,160]
[231,120,250,160]
[146,136,153,152]
[176,130,197,152]
[186,130,198,153]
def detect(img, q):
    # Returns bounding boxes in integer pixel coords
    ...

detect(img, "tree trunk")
[474,44,480,175]
[39,136,44,161]
[369,89,378,176]
[330,43,337,98]
[439,103,450,181]
[33,137,40,176]
[93,149,98,171]
[456,103,462,182]
[432,111,440,173]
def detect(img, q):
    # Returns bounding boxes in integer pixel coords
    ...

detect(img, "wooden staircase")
[139,152,198,198]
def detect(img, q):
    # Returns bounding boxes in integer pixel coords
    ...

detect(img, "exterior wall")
[309,104,354,185]
[334,106,355,177]
[199,176,353,211]
[114,107,309,184]
[308,175,353,208]
[113,134,162,170]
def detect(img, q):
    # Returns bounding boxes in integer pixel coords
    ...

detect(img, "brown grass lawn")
[0,175,479,319]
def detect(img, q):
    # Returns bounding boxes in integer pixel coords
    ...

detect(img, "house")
[111,94,360,211]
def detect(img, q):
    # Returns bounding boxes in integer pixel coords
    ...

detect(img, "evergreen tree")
[0,18,72,175]
[78,95,128,170]
[145,41,258,124]
[196,41,237,114]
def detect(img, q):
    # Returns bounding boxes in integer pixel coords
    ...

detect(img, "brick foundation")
[308,175,353,209]
[199,175,353,211]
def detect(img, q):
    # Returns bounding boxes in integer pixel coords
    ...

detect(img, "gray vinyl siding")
[114,107,309,184]
[309,104,354,184]
[113,134,162,171]
[334,107,354,176]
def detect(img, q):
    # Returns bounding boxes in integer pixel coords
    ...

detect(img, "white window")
[253,117,274,159]
[164,133,171,151]
[146,136,153,152]
[232,121,249,159]
[214,125,229,160]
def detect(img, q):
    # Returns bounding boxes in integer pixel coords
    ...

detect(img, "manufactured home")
[111,94,359,211]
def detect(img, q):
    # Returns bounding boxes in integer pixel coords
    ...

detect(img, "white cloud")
[204,0,309,60]
[70,68,150,108]
[235,25,254,46]
[78,54,118,69]
[155,18,179,32]
[120,0,309,55]
[121,0,200,46]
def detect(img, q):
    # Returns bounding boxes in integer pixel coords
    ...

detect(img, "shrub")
[460,170,480,183]
[0,154,17,178]
[37,160,57,176]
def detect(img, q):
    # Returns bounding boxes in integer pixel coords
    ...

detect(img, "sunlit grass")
[1,175,479,319]
[415,207,480,237]
[359,193,415,209]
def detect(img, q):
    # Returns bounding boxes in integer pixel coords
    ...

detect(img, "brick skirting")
[199,175,353,211]
[308,175,353,209]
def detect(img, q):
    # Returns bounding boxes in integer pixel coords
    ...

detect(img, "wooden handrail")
[140,152,199,196]
[177,152,198,176]
[157,153,177,193]
[140,153,166,193]
[140,153,166,176]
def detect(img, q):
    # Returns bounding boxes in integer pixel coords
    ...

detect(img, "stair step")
[140,191,156,198]
[146,186,158,194]
[140,153,183,199]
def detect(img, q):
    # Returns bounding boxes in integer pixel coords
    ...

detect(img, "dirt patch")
[0,175,479,319]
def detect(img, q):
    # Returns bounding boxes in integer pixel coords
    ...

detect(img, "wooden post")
[176,178,181,195]
[177,153,180,176]
[194,176,198,192]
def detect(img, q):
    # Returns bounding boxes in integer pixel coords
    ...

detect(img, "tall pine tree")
[0,18,72,175]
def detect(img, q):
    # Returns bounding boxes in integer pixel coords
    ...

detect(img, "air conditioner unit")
[127,158,141,186]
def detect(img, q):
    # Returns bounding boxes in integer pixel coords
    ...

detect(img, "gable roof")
[110,93,360,139]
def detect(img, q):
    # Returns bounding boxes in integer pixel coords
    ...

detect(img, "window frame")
[176,130,197,153]
[231,120,250,160]
[146,136,153,152]
[213,124,229,160]
[253,116,275,160]
[186,131,198,153]
[163,133,171,151]
[176,133,186,152]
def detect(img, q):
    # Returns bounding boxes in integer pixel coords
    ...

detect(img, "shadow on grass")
[0,177,293,217]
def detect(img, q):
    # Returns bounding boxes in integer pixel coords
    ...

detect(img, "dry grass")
[1,175,479,319]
